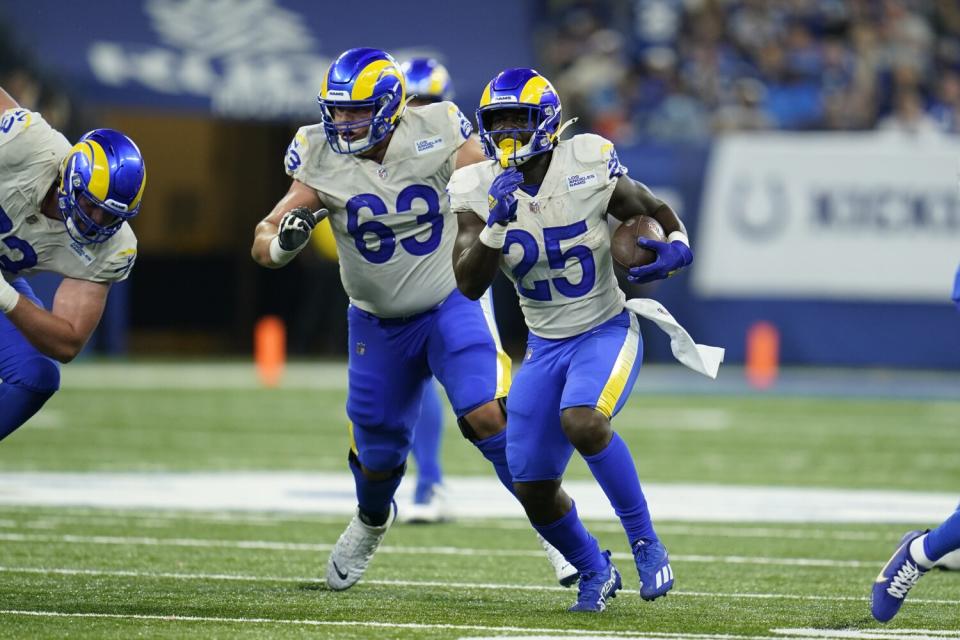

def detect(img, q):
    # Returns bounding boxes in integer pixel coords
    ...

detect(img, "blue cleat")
[872,529,929,623]
[568,550,622,612]
[633,538,674,601]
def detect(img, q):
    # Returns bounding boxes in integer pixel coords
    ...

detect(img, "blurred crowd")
[536,0,960,143]
[0,23,84,138]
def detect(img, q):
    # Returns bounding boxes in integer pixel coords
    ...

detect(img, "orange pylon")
[254,315,286,388]
[746,321,779,390]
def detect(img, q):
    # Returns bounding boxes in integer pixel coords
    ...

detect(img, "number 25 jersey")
[285,102,472,318]
[449,134,627,339]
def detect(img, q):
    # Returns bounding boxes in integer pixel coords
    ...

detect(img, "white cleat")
[537,533,579,587]
[326,502,397,591]
[401,483,452,524]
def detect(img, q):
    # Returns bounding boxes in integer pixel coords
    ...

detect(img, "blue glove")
[487,168,523,227]
[627,238,693,283]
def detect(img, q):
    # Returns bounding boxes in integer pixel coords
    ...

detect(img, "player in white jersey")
[449,68,695,612]
[0,87,145,442]
[250,49,574,591]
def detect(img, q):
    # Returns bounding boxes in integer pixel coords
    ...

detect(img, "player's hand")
[627,238,693,283]
[277,207,327,251]
[486,168,523,227]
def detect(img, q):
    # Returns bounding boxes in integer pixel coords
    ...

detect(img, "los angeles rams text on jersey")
[285,102,471,318]
[0,109,137,284]
[449,133,626,338]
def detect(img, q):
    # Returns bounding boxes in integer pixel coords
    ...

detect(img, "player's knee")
[12,356,61,396]
[560,407,612,456]
[350,449,406,482]
[513,479,567,524]
[457,398,506,441]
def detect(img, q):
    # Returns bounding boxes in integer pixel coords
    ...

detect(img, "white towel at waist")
[623,298,724,379]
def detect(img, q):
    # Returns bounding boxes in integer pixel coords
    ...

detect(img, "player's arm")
[607,177,686,236]
[455,136,487,170]
[608,177,692,283]
[0,86,19,112]
[453,209,502,300]
[251,179,328,269]
[0,277,109,363]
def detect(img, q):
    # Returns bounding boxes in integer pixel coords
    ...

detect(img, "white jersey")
[285,101,473,317]
[0,109,137,284]
[449,134,627,339]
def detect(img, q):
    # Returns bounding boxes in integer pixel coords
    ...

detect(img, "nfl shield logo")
[376,166,388,180]
[529,201,540,214]
[356,342,366,355]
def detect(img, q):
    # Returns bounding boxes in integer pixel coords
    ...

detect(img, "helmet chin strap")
[551,117,577,142]
[496,117,579,168]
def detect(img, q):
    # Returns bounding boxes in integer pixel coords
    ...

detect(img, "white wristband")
[667,231,689,247]
[0,278,20,314]
[478,224,507,249]
[268,235,304,267]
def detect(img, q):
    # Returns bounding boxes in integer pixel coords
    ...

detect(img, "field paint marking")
[0,507,901,543]
[0,532,881,568]
[0,609,786,639]
[0,610,954,640]
[473,521,895,543]
[776,630,960,639]
[2,566,959,607]
[1,471,955,524]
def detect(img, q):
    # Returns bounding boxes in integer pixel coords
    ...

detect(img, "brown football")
[611,215,666,268]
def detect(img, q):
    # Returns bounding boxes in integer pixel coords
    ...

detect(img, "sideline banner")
[694,133,960,302]
[5,0,531,120]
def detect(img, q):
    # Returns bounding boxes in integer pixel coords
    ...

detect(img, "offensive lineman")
[449,68,695,612]
[0,86,144,441]
[250,48,573,590]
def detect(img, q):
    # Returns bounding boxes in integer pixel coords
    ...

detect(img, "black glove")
[277,207,325,250]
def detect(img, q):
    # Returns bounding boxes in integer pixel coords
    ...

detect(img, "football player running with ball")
[0,86,144,442]
[251,49,574,591]
[449,68,702,612]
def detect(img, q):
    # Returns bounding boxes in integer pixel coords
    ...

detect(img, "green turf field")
[0,362,957,638]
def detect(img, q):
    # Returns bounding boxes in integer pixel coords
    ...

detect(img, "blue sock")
[583,432,657,545]
[412,382,444,502]
[0,383,55,442]
[348,454,403,526]
[924,509,960,562]
[472,429,515,495]
[533,502,606,574]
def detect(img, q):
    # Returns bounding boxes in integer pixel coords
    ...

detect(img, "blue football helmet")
[317,48,406,154]
[476,68,563,168]
[401,58,454,103]
[57,129,146,245]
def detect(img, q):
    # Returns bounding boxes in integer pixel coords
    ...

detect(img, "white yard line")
[2,564,957,607]
[0,609,955,640]
[0,472,954,523]
[0,507,901,543]
[0,533,910,569]
[775,630,960,639]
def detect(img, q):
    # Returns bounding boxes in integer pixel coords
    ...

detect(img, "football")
[611,215,666,269]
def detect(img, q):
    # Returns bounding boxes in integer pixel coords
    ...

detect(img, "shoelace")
[886,560,922,599]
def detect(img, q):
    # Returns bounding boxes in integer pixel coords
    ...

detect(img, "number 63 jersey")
[449,134,627,339]
[0,109,137,284]
[285,102,472,318]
